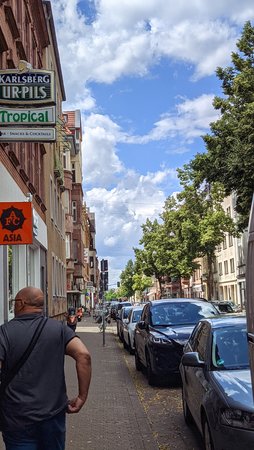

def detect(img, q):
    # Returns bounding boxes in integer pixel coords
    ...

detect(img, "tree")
[166,177,237,299]
[134,219,172,298]
[119,259,135,299]
[132,273,153,300]
[184,21,254,230]
[104,289,118,301]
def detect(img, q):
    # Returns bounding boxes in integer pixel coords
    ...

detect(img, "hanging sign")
[0,106,56,125]
[0,202,33,245]
[0,127,55,142]
[0,68,55,105]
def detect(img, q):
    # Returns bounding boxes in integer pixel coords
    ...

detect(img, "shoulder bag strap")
[0,317,48,394]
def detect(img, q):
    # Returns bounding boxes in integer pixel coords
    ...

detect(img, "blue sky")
[51,0,254,286]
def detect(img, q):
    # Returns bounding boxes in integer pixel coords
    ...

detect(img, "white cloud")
[124,94,220,145]
[51,0,254,283]
[51,0,254,105]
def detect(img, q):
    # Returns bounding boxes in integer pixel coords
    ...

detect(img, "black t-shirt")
[0,313,76,430]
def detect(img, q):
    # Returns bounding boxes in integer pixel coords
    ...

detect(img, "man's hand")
[67,396,85,414]
[66,337,92,412]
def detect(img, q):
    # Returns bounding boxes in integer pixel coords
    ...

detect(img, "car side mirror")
[181,352,205,368]
[137,320,147,330]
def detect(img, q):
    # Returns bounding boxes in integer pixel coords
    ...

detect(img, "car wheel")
[134,348,142,371]
[128,336,134,354]
[146,352,157,386]
[203,418,214,450]
[182,388,193,425]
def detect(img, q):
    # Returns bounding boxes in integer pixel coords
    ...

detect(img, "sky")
[51,0,254,288]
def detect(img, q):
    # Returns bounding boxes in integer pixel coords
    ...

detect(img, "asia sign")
[0,202,33,245]
[0,69,55,105]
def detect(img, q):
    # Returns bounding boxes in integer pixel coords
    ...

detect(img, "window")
[224,260,229,275]
[192,323,210,361]
[228,234,233,246]
[219,262,223,276]
[65,234,70,259]
[223,236,227,249]
[50,177,54,220]
[72,201,77,222]
[226,206,231,217]
[90,256,94,268]
[230,258,235,273]
[72,163,76,182]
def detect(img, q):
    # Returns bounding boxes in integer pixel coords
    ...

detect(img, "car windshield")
[150,302,218,326]
[123,307,132,319]
[214,303,234,313]
[212,325,249,370]
[132,310,142,323]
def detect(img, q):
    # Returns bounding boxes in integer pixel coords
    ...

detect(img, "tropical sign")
[0,106,56,125]
[0,202,33,245]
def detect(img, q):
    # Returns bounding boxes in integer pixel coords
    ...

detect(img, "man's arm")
[65,337,92,413]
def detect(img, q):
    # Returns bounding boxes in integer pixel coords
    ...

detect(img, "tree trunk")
[206,253,214,301]
[179,277,183,297]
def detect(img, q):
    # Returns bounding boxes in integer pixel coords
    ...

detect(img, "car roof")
[131,305,144,311]
[199,314,246,329]
[212,300,233,305]
[149,298,210,306]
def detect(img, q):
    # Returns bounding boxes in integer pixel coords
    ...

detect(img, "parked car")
[116,301,132,317]
[180,315,253,450]
[134,298,219,385]
[116,305,133,342]
[211,300,235,314]
[109,301,121,319]
[122,305,145,353]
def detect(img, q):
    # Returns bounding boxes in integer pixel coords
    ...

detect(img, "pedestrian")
[0,286,92,450]
[65,306,78,331]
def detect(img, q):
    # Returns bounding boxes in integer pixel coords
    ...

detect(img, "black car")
[134,298,219,385]
[211,300,235,314]
[180,315,252,450]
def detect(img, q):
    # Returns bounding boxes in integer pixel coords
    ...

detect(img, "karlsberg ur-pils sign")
[0,60,56,142]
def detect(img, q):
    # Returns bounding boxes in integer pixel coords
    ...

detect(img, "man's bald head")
[15,287,44,315]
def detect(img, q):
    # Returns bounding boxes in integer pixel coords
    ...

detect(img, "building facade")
[0,0,67,320]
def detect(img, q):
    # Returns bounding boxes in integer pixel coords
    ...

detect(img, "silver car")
[180,315,253,450]
[122,305,144,354]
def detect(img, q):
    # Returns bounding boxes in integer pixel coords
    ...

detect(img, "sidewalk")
[65,315,159,450]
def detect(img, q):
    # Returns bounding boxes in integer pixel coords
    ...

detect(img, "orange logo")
[0,202,33,245]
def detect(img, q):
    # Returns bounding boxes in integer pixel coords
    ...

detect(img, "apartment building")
[214,194,247,308]
[0,0,67,320]
[62,110,95,310]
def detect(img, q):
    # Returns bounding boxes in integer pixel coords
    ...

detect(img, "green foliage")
[104,289,118,301]
[132,273,153,297]
[119,259,135,298]
[184,21,254,229]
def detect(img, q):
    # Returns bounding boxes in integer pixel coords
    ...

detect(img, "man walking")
[0,286,91,450]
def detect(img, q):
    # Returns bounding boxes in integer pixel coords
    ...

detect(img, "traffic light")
[100,269,108,291]
[100,259,108,272]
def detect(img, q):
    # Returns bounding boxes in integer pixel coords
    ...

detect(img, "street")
[113,324,204,450]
